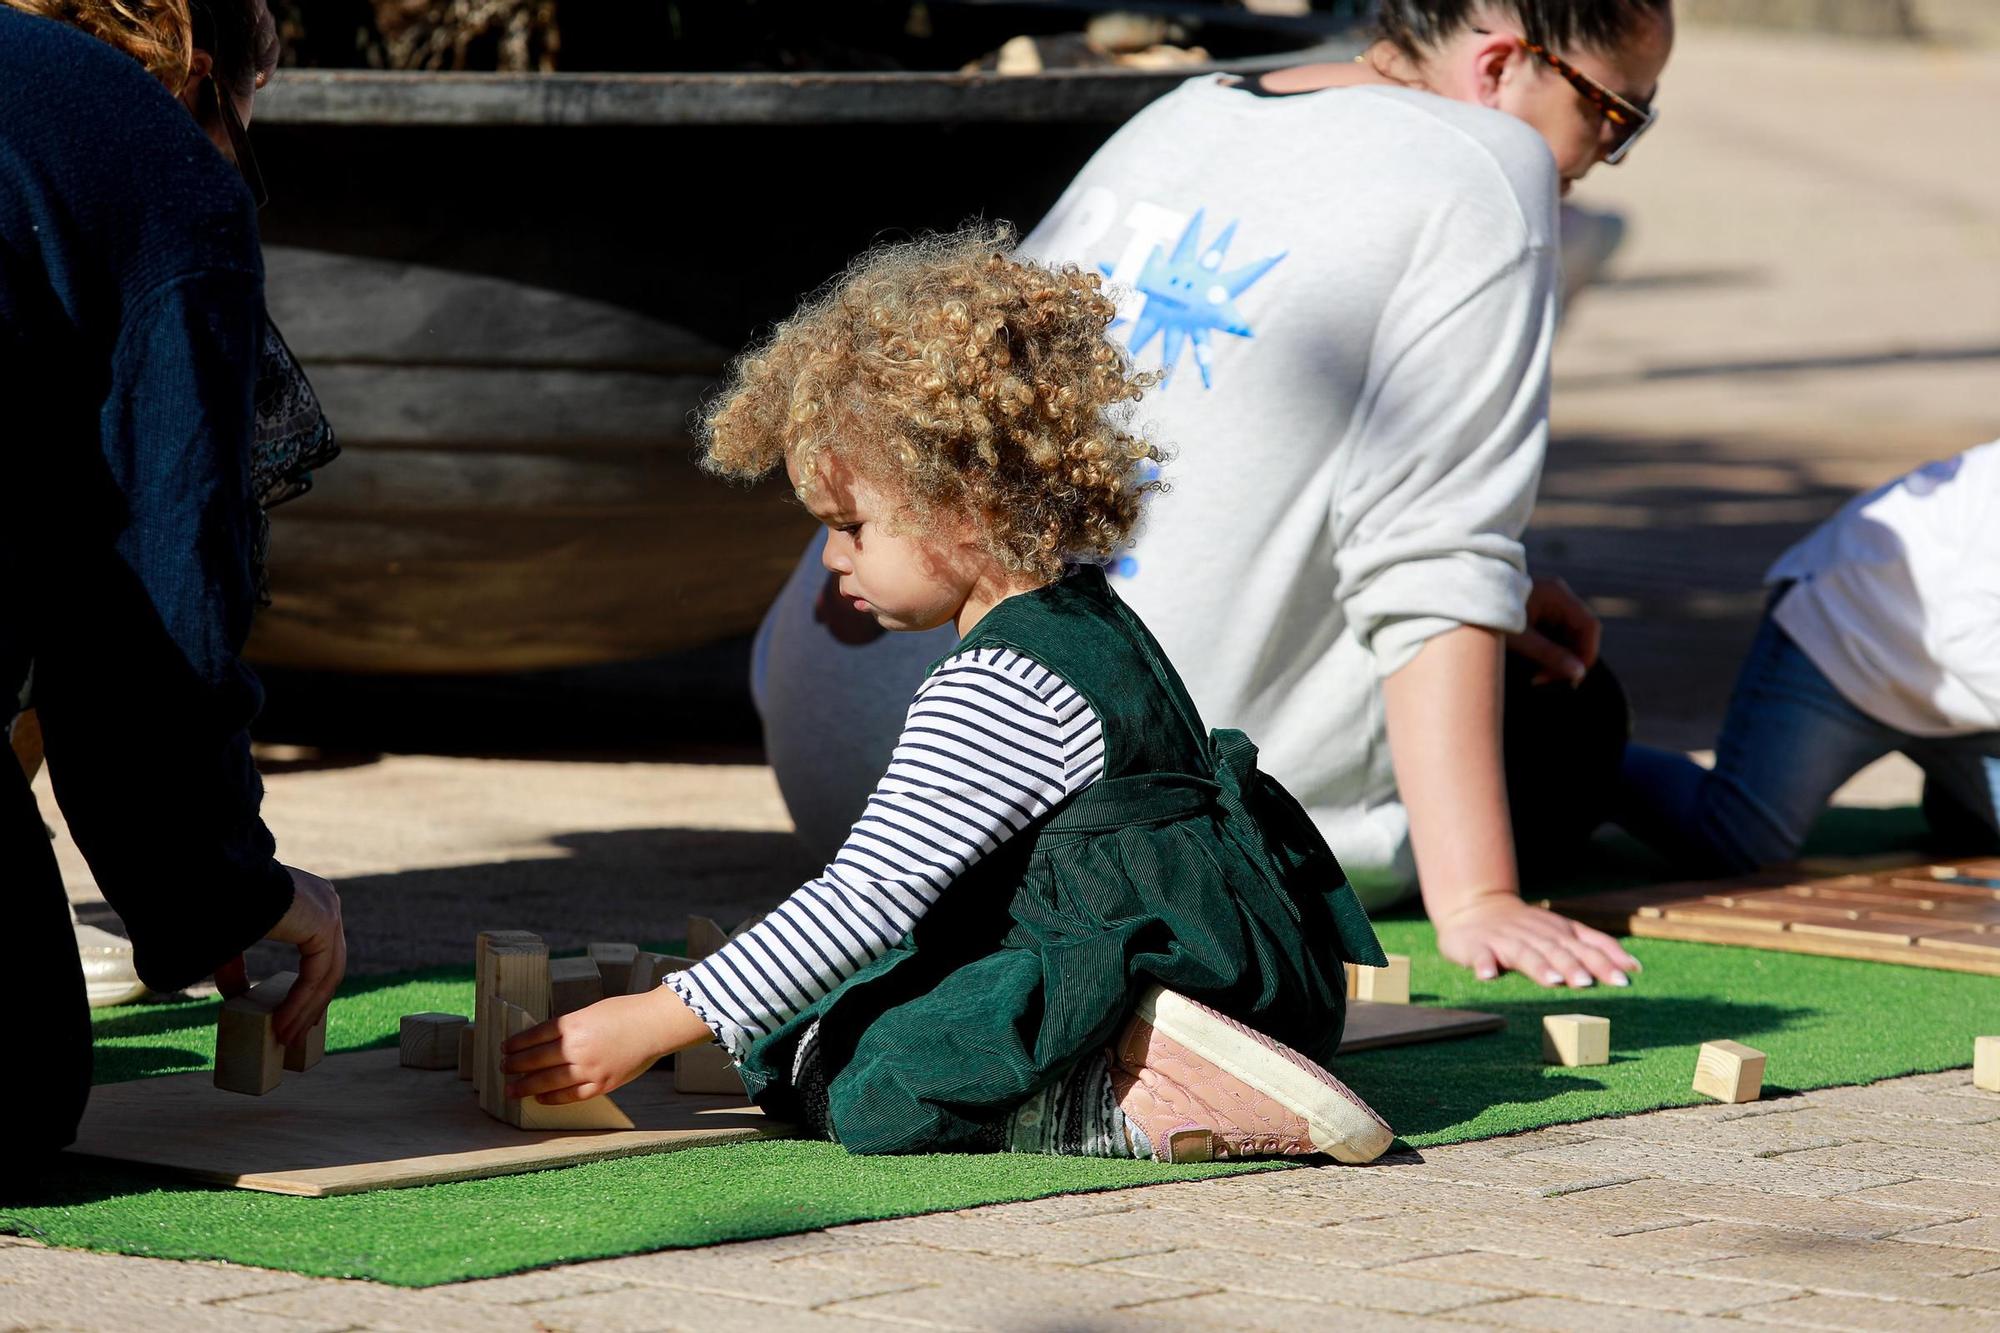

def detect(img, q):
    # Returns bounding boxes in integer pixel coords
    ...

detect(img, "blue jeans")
[1619,611,2000,874]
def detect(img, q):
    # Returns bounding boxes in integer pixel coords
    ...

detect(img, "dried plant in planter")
[370,0,559,71]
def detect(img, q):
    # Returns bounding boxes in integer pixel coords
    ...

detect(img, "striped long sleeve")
[667,646,1105,1057]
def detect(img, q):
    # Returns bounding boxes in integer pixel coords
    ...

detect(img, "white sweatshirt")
[753,80,1559,905]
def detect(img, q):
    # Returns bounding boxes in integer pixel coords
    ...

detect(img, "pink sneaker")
[1111,986,1395,1165]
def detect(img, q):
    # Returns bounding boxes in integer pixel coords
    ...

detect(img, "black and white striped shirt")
[669,646,1104,1057]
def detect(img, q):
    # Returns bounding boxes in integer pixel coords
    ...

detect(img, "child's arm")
[502,985,713,1104]
[505,647,1101,1103]
[1384,624,1639,988]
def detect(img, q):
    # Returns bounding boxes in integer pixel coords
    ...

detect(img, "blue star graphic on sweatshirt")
[1118,210,1285,389]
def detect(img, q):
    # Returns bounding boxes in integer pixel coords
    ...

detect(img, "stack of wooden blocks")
[214,970,326,1095]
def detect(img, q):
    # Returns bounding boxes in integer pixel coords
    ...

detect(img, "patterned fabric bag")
[249,316,339,604]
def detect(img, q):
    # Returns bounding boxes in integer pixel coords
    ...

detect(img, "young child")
[1618,441,2000,872]
[503,230,1394,1164]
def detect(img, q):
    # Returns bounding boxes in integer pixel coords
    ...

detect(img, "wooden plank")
[68,1049,782,1197]
[1337,1001,1503,1053]
[1786,920,1919,947]
[1917,931,2000,959]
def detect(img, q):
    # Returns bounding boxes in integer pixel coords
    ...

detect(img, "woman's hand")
[263,866,345,1046]
[1435,894,1640,987]
[502,987,711,1105]
[1506,575,1602,686]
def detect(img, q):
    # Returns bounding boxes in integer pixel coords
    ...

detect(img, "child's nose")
[822,539,852,574]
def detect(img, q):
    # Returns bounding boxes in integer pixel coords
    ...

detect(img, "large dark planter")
[251,22,1359,675]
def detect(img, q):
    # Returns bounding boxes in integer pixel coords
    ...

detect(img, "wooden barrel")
[246,30,1357,676]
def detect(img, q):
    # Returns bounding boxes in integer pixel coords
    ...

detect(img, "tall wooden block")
[215,970,297,1096]
[1693,1040,1766,1104]
[474,930,542,1096]
[457,1022,476,1080]
[1354,954,1410,1005]
[685,915,728,961]
[1975,1035,2000,1093]
[495,999,635,1130]
[628,951,693,995]
[674,1041,745,1096]
[400,1012,468,1070]
[478,935,547,1116]
[586,942,639,995]
[1541,1014,1610,1067]
[549,956,605,1016]
[1345,962,1359,999]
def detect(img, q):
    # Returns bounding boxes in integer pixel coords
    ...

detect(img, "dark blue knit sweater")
[0,9,293,990]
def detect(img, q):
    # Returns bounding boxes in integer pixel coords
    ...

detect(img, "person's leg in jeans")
[1907,735,2000,856]
[1616,613,1899,874]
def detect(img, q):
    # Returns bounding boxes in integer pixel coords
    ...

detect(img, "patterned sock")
[1006,1049,1151,1159]
[777,1020,836,1142]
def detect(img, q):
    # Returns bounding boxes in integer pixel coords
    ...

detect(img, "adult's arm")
[33,269,298,995]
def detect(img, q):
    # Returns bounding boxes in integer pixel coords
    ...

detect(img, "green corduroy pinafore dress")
[737,564,1386,1154]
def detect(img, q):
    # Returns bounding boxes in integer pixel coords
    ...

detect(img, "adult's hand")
[1435,893,1639,988]
[1506,575,1601,687]
[264,865,345,1046]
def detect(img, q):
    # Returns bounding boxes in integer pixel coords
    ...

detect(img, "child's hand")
[502,989,694,1104]
[1434,896,1640,988]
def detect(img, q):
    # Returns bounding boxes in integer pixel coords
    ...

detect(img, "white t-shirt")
[753,79,1559,904]
[1768,440,2000,737]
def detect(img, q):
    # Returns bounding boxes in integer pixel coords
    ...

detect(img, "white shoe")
[76,922,148,1008]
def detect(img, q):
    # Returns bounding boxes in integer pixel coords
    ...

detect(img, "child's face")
[789,450,981,634]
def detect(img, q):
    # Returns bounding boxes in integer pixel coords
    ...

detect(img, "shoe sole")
[1134,986,1395,1164]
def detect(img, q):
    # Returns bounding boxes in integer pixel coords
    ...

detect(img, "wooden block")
[474,930,542,1096]
[685,915,729,961]
[1693,1040,1766,1104]
[549,956,605,1016]
[400,1012,467,1070]
[628,951,693,995]
[495,999,634,1129]
[285,1013,326,1073]
[1976,1036,2000,1093]
[1344,962,1359,999]
[214,970,297,1096]
[478,935,548,1116]
[673,1041,745,1096]
[1541,1014,1610,1067]
[586,941,639,994]
[1354,954,1409,1005]
[457,1023,475,1080]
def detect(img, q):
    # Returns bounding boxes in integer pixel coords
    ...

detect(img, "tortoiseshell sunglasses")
[1478,28,1658,164]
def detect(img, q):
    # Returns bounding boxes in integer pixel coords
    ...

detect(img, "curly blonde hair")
[701,227,1164,582]
[3,0,195,85]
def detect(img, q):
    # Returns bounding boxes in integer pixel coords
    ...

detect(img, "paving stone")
[794,1244,1210,1308]
[1094,1249,1498,1315]
[1544,1180,1963,1239]
[1352,1147,1649,1195]
[1737,1108,2000,1155]
[1804,1081,2000,1124]
[1668,1253,2000,1308]
[596,1240,1032,1303]
[1331,1218,1785,1272]
[1893,1217,2000,1253]
[1780,1143,2000,1187]
[1661,1227,2000,1277]
[1512,1137,1911,1197]
[531,1284,923,1332]
[1369,1251,1798,1315]
[1574,1107,1866,1157]
[448,1266,641,1305]
[1736,1292,2000,1331]
[1838,1179,2000,1216]
[1433,1294,1748,1331]
[0,1285,347,1333]
[0,1245,314,1306]
[1057,1208,1444,1269]
[227,1284,547,1333]
[1096,1290,1467,1331]
[784,1211,1175,1266]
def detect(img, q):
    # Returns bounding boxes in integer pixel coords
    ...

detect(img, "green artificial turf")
[6,810,1996,1287]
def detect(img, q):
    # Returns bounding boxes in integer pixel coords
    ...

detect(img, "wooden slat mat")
[1547,859,2000,976]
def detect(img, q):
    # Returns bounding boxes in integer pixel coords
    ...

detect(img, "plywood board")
[68,1048,783,1198]
[1338,1000,1503,1052]
[1551,860,2000,976]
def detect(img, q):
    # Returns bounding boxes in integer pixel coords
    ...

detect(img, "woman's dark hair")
[191,0,279,98]
[1375,0,1669,57]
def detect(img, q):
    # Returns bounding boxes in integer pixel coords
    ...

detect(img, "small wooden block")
[457,1023,475,1080]
[628,951,693,995]
[1693,1039,1766,1104]
[1354,954,1409,1005]
[1541,1014,1610,1067]
[1344,963,1359,999]
[494,999,634,1129]
[586,942,639,995]
[1975,1036,2000,1093]
[673,1041,745,1096]
[214,971,297,1096]
[285,1014,326,1073]
[685,915,729,961]
[549,956,605,1016]
[400,1012,468,1070]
